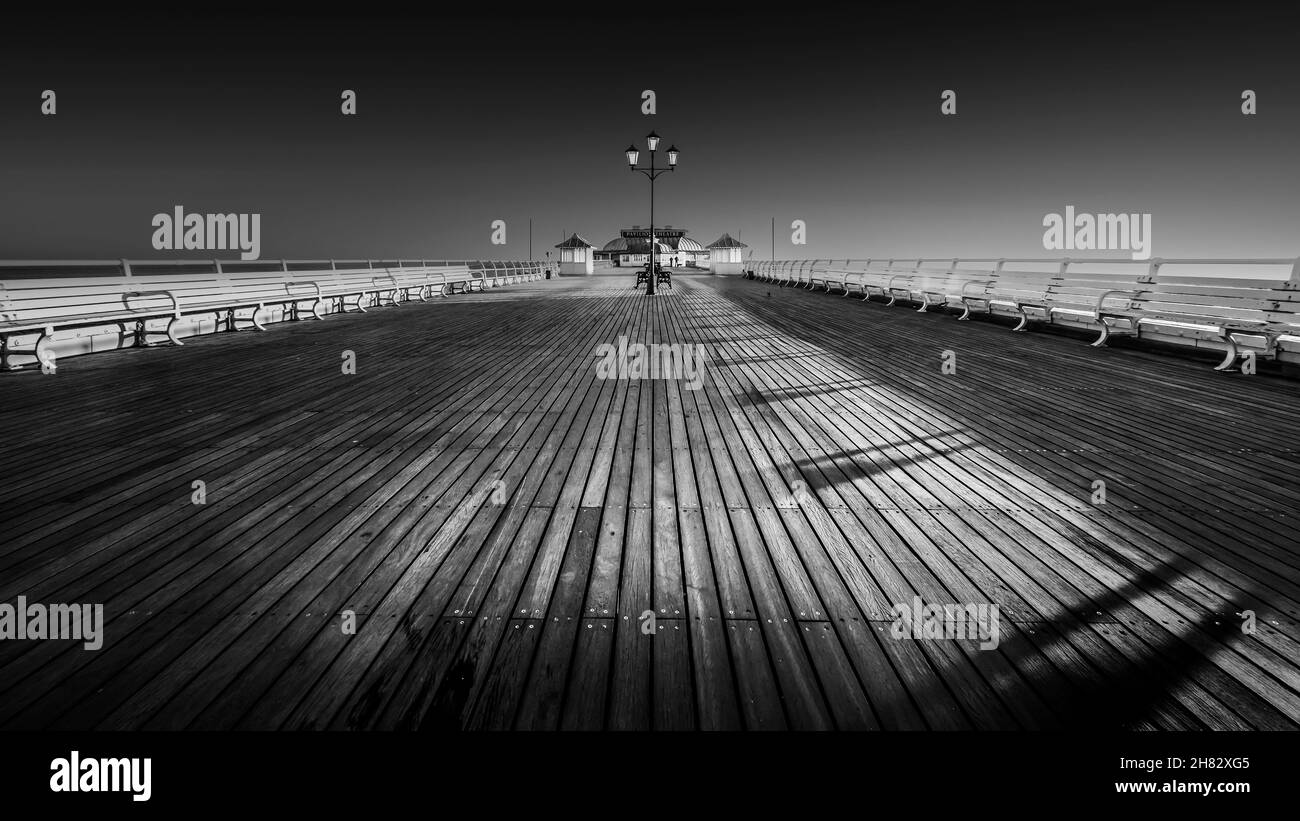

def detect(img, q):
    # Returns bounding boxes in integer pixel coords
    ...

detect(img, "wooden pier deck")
[0,273,1297,730]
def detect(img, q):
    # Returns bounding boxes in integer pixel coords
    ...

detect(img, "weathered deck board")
[0,273,1296,730]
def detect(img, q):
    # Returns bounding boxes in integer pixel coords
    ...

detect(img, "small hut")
[706,233,748,276]
[555,233,595,276]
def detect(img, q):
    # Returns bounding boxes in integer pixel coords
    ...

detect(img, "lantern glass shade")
[646,131,660,151]
[626,145,639,167]
[666,145,678,166]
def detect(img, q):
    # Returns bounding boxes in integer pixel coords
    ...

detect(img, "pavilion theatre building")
[596,226,708,268]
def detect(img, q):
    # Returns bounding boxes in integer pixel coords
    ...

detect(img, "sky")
[0,1,1297,262]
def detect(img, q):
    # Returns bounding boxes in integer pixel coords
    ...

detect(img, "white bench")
[1093,260,1300,370]
[880,261,1000,315]
[959,262,1061,331]
[749,256,1300,372]
[0,258,542,370]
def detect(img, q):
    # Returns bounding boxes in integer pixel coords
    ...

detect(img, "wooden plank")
[725,622,787,730]
[560,618,615,730]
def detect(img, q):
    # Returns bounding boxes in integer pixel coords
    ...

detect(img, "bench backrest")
[899,259,997,298]
[1133,277,1293,328]
[0,278,176,327]
[1042,261,1151,312]
[980,262,1059,303]
[1125,260,1300,331]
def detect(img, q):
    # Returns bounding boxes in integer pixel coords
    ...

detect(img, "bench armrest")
[1095,288,1141,314]
[286,280,322,300]
[125,289,181,318]
[885,273,912,292]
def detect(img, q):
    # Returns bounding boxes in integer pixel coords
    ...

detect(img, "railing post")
[121,258,133,278]
[1141,258,1163,284]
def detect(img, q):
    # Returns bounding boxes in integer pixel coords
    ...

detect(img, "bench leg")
[33,328,55,368]
[0,331,54,370]
[1010,306,1030,332]
[166,316,185,346]
[1090,319,1113,347]
[228,306,268,332]
[1214,334,1240,372]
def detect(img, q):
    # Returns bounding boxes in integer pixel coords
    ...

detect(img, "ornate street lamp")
[625,131,678,295]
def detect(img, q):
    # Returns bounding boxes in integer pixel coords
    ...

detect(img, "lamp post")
[625,131,678,295]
